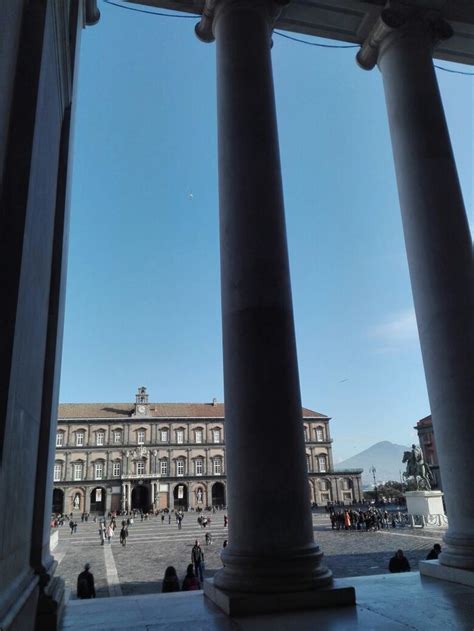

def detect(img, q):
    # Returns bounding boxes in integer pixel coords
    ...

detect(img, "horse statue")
[402,445,432,490]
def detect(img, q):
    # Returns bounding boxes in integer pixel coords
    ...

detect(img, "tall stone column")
[358,9,474,570]
[196,2,352,611]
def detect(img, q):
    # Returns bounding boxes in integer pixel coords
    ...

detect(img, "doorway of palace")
[211,482,225,507]
[90,487,106,513]
[173,484,188,509]
[131,484,149,511]
[52,489,64,514]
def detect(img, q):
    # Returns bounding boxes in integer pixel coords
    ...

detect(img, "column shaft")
[213,0,331,593]
[378,19,474,568]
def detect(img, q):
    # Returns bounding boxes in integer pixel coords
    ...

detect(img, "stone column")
[127,483,132,510]
[358,10,474,570]
[196,0,337,601]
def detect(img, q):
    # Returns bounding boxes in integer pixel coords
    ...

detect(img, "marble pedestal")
[204,578,355,616]
[419,560,474,588]
[405,490,445,518]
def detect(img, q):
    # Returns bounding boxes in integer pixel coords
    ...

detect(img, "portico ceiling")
[128,0,474,65]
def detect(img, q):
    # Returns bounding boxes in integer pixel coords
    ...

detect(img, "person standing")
[191,540,204,583]
[388,549,411,573]
[77,563,96,599]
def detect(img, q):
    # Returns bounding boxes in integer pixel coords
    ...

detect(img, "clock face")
[138,405,146,414]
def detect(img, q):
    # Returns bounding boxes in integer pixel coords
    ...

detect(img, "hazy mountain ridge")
[335,441,410,487]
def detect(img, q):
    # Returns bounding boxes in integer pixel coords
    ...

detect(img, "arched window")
[315,426,324,442]
[94,460,104,480]
[318,455,327,473]
[195,427,204,444]
[53,462,63,481]
[160,458,168,476]
[113,429,123,444]
[56,431,65,447]
[96,430,105,446]
[75,431,85,447]
[176,458,185,476]
[213,457,222,475]
[194,458,204,476]
[73,461,83,481]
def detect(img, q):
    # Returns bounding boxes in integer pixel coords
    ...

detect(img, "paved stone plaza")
[53,511,446,599]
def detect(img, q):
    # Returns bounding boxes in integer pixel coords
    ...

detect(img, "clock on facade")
[138,405,146,414]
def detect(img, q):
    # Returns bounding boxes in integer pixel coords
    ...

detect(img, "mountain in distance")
[335,441,410,487]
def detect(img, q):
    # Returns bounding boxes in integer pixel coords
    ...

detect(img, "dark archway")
[131,484,149,511]
[173,484,188,509]
[52,489,64,514]
[90,487,106,513]
[211,482,225,507]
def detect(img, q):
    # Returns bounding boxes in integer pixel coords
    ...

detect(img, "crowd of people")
[328,506,411,531]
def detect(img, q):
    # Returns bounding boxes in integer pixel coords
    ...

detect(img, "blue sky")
[60,1,473,461]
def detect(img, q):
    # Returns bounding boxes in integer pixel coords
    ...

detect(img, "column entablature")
[357,6,453,71]
[195,0,288,43]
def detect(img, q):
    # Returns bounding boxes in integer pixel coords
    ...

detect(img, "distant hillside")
[335,441,410,487]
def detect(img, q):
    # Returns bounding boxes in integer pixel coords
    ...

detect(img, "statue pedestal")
[405,490,445,518]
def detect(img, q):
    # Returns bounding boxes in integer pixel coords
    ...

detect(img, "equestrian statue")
[402,444,433,490]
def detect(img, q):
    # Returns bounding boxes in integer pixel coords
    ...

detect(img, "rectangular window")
[76,433,84,447]
[137,461,145,475]
[177,430,184,444]
[73,463,83,481]
[316,428,324,442]
[160,460,168,475]
[195,459,203,475]
[114,431,121,444]
[177,460,184,476]
[137,430,145,444]
[56,433,63,447]
[213,459,222,475]
[195,430,203,444]
[53,464,61,481]
[318,457,327,473]
[160,429,168,442]
[95,463,103,479]
[96,432,104,446]
[113,462,121,477]
[213,429,220,444]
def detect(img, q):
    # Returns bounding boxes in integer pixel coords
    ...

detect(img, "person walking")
[119,524,128,547]
[191,540,204,583]
[106,524,114,543]
[161,566,180,593]
[388,549,411,573]
[77,563,96,599]
[182,564,200,591]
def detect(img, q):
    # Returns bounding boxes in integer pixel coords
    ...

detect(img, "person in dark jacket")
[426,543,441,560]
[388,549,411,573]
[162,566,180,593]
[182,564,200,591]
[77,563,96,599]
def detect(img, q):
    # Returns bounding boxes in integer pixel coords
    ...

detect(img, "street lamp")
[370,465,378,502]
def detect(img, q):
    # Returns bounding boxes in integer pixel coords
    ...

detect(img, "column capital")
[195,0,289,43]
[356,5,453,71]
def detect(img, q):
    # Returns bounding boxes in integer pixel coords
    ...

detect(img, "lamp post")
[370,466,378,503]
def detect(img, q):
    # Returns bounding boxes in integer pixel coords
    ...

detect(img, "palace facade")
[53,387,363,515]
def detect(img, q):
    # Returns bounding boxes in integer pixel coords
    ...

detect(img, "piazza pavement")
[53,510,446,599]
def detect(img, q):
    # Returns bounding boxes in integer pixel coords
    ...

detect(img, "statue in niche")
[73,493,80,510]
[196,488,203,503]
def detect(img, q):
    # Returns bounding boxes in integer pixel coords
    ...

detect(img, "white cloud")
[370,308,418,350]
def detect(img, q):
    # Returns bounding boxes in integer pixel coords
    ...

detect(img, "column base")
[204,578,355,616]
[420,560,474,587]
